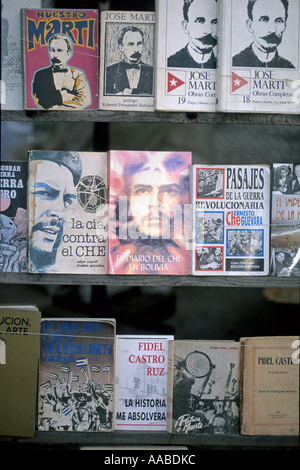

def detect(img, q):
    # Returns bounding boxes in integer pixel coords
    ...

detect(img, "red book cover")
[22,8,99,110]
[108,150,192,275]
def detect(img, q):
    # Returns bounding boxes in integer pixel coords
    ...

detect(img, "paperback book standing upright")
[37,318,116,432]
[27,150,108,274]
[217,0,300,113]
[22,8,99,110]
[155,0,218,112]
[189,164,270,275]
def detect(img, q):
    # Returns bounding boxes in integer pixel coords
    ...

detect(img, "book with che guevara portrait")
[108,150,192,275]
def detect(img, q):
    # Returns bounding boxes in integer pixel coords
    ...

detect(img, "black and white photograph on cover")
[227,229,263,256]
[28,151,82,273]
[196,246,223,271]
[196,168,224,198]
[272,163,300,194]
[32,33,92,110]
[231,0,299,69]
[172,347,239,434]
[104,23,154,95]
[196,211,224,244]
[271,247,300,276]
[167,0,218,69]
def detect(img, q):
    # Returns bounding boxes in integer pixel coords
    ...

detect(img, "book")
[0,160,27,272]
[22,8,99,110]
[240,336,299,435]
[167,340,240,434]
[99,10,155,111]
[37,318,116,432]
[217,0,300,114]
[270,163,300,276]
[155,0,218,112]
[114,334,173,431]
[27,150,108,274]
[189,164,270,275]
[108,150,192,274]
[1,0,41,110]
[0,305,41,437]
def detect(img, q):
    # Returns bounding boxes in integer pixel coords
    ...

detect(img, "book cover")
[0,161,27,272]
[240,336,299,435]
[22,8,99,110]
[1,0,41,110]
[114,334,173,431]
[189,164,270,275]
[0,305,41,437]
[99,10,155,111]
[270,163,300,276]
[27,150,108,274]
[108,150,192,274]
[217,0,300,113]
[167,340,240,435]
[37,318,116,432]
[155,0,218,112]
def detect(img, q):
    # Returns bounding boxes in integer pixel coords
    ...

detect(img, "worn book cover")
[217,0,300,113]
[22,8,99,110]
[37,318,116,432]
[0,305,41,437]
[240,336,299,435]
[27,150,108,274]
[167,340,240,434]
[189,164,270,275]
[270,163,300,276]
[114,334,173,431]
[1,161,27,272]
[108,150,192,274]
[155,0,218,112]
[99,10,155,111]
[1,0,41,110]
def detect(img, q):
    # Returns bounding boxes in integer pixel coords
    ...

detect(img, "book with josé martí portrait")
[0,305,41,437]
[1,0,41,110]
[189,164,270,275]
[114,334,173,431]
[0,161,27,272]
[99,10,155,111]
[108,150,192,275]
[240,336,299,435]
[167,339,240,435]
[27,150,108,274]
[22,8,99,110]
[270,163,300,276]
[155,0,218,112]
[37,318,116,432]
[217,0,300,113]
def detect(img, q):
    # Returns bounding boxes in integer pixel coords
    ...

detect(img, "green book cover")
[0,306,41,437]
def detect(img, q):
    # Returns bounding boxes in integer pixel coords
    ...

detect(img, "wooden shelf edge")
[0,431,298,449]
[1,272,299,288]
[2,110,300,125]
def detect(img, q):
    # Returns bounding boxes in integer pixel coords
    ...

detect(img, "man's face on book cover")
[29,160,76,268]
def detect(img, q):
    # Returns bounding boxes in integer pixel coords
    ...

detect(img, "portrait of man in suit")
[105,25,153,95]
[167,0,218,69]
[32,33,92,110]
[232,0,295,68]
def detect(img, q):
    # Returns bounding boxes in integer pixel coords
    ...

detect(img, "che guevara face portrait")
[29,159,77,271]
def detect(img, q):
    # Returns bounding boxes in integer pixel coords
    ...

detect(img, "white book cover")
[27,150,108,274]
[1,0,41,110]
[114,334,173,431]
[189,164,270,275]
[99,11,155,111]
[155,0,218,112]
[217,0,300,113]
